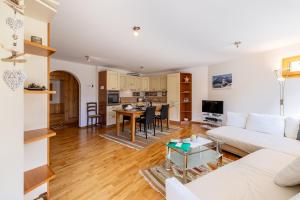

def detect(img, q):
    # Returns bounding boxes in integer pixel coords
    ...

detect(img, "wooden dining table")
[115,109,145,143]
[114,107,162,143]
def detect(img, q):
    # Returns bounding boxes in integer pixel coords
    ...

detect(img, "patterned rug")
[140,158,233,197]
[99,127,181,150]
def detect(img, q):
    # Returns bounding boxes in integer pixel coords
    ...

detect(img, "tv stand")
[200,113,223,130]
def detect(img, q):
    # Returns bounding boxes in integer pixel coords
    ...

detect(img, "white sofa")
[166,113,300,200]
[207,113,300,157]
[166,149,300,200]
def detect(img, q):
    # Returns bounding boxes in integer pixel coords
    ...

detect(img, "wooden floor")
[50,123,239,200]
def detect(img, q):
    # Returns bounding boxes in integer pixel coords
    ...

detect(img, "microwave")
[107,91,120,105]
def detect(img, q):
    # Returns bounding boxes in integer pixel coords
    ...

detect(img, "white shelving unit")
[200,113,224,130]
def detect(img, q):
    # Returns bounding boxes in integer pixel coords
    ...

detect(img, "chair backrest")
[160,104,169,119]
[87,102,97,116]
[145,106,156,124]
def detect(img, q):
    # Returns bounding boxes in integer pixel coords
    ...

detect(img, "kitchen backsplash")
[120,96,167,103]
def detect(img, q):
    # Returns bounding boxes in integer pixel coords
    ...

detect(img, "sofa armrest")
[166,178,200,200]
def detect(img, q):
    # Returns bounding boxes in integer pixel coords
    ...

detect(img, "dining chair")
[86,102,102,127]
[155,104,169,132]
[136,106,156,139]
[122,104,131,131]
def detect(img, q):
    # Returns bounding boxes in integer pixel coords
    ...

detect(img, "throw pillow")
[226,112,248,128]
[274,156,300,187]
[289,193,300,200]
[285,117,300,139]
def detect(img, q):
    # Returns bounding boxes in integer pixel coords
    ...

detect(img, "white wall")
[183,67,208,122]
[208,43,300,116]
[0,2,24,199]
[51,59,98,127]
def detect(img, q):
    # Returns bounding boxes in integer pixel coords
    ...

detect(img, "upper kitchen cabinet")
[149,76,161,91]
[160,75,167,91]
[141,77,149,91]
[107,71,120,90]
[120,75,127,91]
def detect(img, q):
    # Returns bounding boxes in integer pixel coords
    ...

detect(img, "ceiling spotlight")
[133,26,141,37]
[234,41,242,48]
[85,56,91,62]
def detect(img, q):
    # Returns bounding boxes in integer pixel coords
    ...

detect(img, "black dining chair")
[122,104,131,131]
[155,104,169,132]
[136,106,156,139]
[87,102,102,127]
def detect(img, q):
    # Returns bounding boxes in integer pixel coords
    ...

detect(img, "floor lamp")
[274,68,288,116]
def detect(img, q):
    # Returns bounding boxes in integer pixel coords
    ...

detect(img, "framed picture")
[212,74,232,89]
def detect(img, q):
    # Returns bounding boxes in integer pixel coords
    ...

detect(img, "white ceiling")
[51,0,300,73]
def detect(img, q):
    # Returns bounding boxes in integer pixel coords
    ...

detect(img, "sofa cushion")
[285,117,300,139]
[274,156,300,187]
[246,113,285,137]
[289,193,300,200]
[207,126,300,156]
[186,149,300,200]
[226,112,248,128]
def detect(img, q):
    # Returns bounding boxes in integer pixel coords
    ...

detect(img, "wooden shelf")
[25,0,59,22]
[180,91,191,93]
[181,111,192,113]
[180,82,192,84]
[24,40,56,57]
[24,165,56,194]
[24,128,56,144]
[24,89,56,94]
[181,102,192,104]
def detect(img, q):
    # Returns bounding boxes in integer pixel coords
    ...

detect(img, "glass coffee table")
[165,134,223,183]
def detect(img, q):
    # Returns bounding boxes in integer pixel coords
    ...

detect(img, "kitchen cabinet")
[167,73,180,121]
[107,71,120,90]
[106,105,122,126]
[141,77,149,91]
[149,76,161,91]
[160,75,167,91]
[120,75,127,90]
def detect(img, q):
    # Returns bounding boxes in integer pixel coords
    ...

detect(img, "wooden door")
[50,71,79,128]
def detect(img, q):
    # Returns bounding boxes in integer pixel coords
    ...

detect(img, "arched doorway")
[50,71,80,129]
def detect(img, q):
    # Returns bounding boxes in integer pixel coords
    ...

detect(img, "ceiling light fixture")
[234,41,242,48]
[85,55,91,62]
[133,26,141,37]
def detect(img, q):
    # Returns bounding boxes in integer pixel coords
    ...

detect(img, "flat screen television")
[202,100,224,114]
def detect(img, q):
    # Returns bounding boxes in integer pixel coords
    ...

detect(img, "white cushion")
[246,113,285,137]
[285,117,300,139]
[289,193,300,200]
[274,156,300,187]
[226,112,248,128]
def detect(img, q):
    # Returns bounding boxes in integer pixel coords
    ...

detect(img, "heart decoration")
[6,17,23,31]
[3,70,26,91]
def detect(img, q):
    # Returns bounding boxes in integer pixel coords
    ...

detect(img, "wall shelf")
[24,165,55,194]
[24,40,56,57]
[25,0,59,22]
[180,73,192,122]
[24,89,56,94]
[24,128,56,144]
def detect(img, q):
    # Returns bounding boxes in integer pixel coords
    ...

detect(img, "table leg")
[183,155,188,183]
[130,113,136,142]
[116,112,120,136]
[165,146,171,170]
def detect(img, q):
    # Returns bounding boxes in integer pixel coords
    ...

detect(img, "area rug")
[99,127,180,150]
[140,158,233,197]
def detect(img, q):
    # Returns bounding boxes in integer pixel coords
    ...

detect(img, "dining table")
[114,107,162,143]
